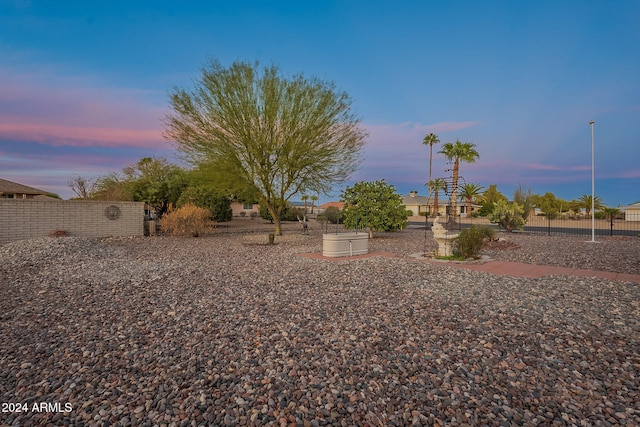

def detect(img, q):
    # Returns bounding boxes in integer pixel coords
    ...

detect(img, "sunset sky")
[1,1,638,206]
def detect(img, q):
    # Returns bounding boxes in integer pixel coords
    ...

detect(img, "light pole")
[589,120,595,242]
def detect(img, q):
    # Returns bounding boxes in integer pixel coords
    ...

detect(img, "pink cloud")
[364,120,479,140]
[0,119,169,148]
[0,67,170,148]
[421,121,479,133]
[527,163,592,172]
[621,169,640,178]
[527,163,562,171]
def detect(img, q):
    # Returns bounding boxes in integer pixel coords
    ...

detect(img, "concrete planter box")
[322,232,369,257]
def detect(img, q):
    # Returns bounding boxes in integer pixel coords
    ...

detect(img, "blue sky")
[1,0,638,206]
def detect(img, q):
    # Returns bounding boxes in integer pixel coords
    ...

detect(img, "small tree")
[67,175,96,199]
[165,59,367,236]
[92,173,133,201]
[488,199,525,232]
[603,206,621,221]
[459,183,484,217]
[513,184,535,221]
[323,206,343,224]
[341,180,410,238]
[532,192,563,219]
[428,178,447,217]
[477,184,508,216]
[576,194,605,217]
[177,184,232,222]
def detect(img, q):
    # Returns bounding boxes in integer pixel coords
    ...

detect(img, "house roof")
[621,202,640,210]
[0,178,48,196]
[402,194,430,205]
[319,201,344,210]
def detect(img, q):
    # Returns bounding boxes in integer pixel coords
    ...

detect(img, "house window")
[242,203,254,210]
[1,194,15,199]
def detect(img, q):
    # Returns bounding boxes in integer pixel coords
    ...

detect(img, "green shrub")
[258,201,301,222]
[454,226,486,259]
[476,225,495,240]
[487,200,525,232]
[323,206,343,224]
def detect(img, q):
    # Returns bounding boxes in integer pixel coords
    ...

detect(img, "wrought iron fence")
[458,215,640,237]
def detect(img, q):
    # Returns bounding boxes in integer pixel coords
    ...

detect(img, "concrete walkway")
[298,251,640,283]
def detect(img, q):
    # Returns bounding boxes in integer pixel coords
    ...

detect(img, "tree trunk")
[368,227,374,238]
[428,145,433,216]
[450,159,459,223]
[266,201,284,236]
[434,194,439,218]
[274,218,282,236]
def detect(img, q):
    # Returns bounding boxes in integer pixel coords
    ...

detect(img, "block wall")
[0,200,144,245]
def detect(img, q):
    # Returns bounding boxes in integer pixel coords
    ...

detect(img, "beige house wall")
[626,208,640,221]
[0,200,144,245]
[231,201,260,217]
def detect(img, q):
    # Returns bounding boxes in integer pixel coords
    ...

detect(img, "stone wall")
[0,200,144,244]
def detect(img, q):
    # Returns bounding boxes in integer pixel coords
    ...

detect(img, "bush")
[454,226,486,259]
[487,200,525,232]
[259,201,306,222]
[323,206,343,224]
[161,204,211,237]
[476,225,495,240]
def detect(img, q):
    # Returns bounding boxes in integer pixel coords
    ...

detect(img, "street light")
[589,120,595,243]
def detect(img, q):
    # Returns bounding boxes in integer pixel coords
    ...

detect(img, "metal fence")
[460,216,640,237]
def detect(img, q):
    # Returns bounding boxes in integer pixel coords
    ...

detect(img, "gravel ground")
[1,225,638,426]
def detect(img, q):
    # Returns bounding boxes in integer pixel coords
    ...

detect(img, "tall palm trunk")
[433,192,439,217]
[450,159,459,221]
[429,144,434,216]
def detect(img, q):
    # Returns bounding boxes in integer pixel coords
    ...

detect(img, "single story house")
[317,201,344,214]
[231,201,260,217]
[622,202,640,221]
[0,178,50,199]
[402,191,430,216]
[401,191,479,217]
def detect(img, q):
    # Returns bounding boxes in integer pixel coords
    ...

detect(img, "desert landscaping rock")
[1,226,638,426]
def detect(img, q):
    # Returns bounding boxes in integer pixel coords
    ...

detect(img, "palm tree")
[422,133,440,201]
[459,183,484,218]
[301,194,309,214]
[576,194,604,216]
[428,178,447,217]
[439,140,479,223]
[310,195,318,214]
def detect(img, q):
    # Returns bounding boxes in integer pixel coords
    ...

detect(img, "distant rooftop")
[0,178,49,196]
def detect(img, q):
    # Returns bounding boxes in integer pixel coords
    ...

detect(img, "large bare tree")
[164,60,367,235]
